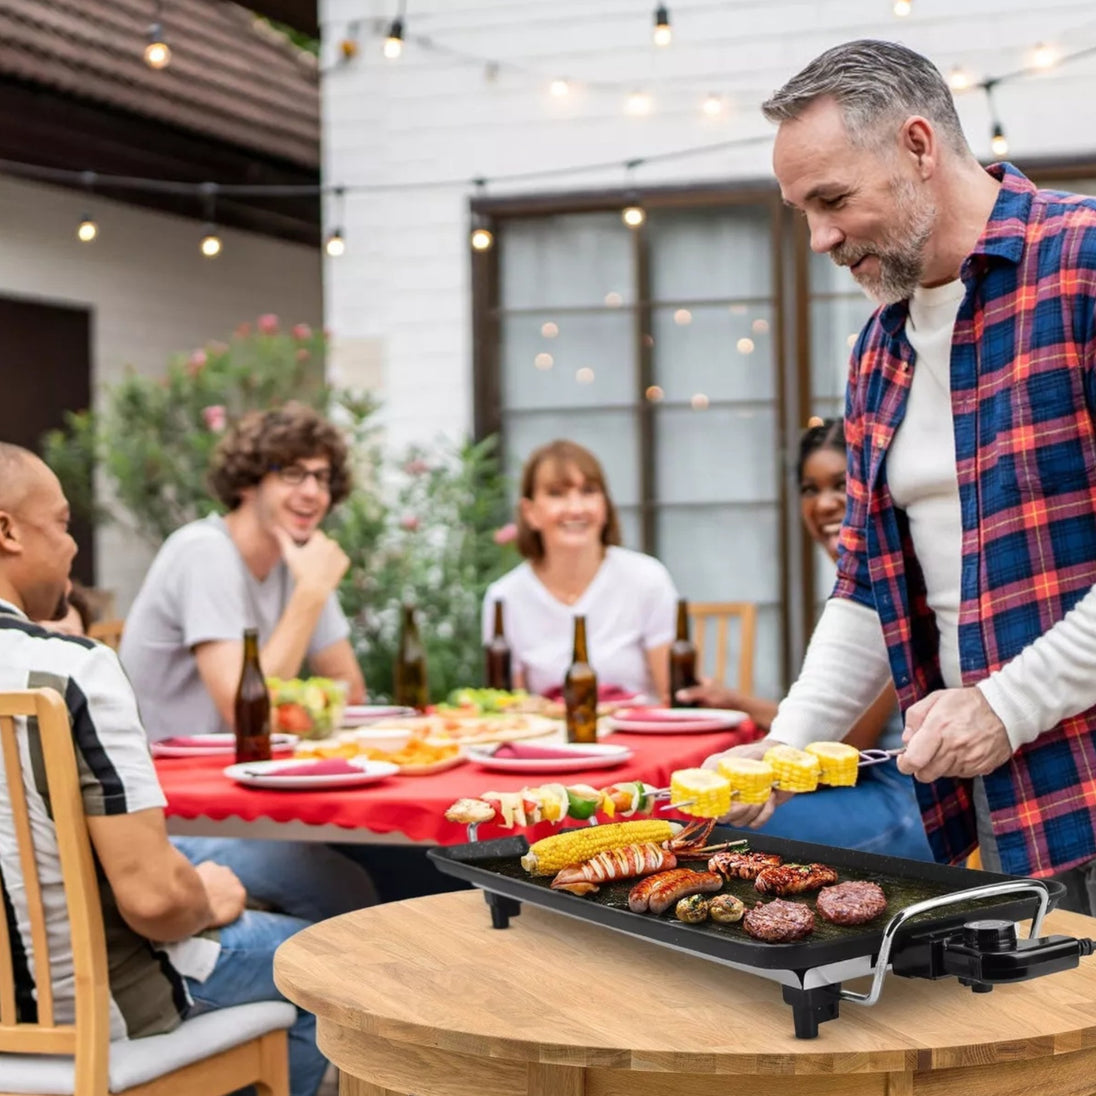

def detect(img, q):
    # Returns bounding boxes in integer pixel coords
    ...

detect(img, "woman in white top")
[482,440,678,702]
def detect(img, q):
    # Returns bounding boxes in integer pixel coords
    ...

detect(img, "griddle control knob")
[962,918,1018,953]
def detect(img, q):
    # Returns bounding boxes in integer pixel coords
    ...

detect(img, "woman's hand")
[674,682,778,730]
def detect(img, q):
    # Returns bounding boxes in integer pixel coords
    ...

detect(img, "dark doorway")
[0,296,94,585]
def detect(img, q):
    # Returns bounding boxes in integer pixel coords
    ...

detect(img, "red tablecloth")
[156,723,760,845]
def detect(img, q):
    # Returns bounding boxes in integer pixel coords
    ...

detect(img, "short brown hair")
[208,402,351,510]
[515,440,621,561]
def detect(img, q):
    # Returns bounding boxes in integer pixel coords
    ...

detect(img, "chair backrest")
[87,618,124,651]
[0,688,111,1095]
[687,602,757,694]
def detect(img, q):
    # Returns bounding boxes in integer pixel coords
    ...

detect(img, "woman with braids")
[680,419,932,858]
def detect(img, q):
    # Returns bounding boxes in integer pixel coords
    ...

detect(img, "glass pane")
[650,302,775,403]
[501,310,635,410]
[503,409,640,506]
[647,206,773,300]
[499,213,632,310]
[653,405,778,505]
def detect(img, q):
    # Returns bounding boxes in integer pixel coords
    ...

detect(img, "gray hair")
[762,40,970,156]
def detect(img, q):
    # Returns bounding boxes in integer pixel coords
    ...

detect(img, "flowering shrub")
[43,316,518,700]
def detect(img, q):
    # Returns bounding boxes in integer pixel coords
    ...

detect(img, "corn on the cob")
[669,768,733,818]
[520,819,677,875]
[763,745,821,793]
[806,741,860,787]
[716,756,775,804]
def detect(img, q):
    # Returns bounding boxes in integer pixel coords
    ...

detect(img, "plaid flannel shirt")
[836,163,1096,877]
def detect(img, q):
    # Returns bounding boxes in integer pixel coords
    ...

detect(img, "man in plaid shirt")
[707,39,1096,913]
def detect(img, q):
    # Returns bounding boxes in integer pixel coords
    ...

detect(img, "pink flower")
[257,313,279,335]
[404,458,431,476]
[295,348,310,362]
[235,322,251,337]
[399,514,420,532]
[493,522,517,546]
[201,404,227,433]
[186,349,207,376]
[292,323,312,340]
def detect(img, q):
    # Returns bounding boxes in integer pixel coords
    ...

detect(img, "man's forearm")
[117,850,214,943]
[260,584,330,680]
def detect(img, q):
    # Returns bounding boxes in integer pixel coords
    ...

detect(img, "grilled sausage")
[647,870,723,915]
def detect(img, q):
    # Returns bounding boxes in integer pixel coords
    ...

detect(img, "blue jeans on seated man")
[752,763,935,861]
[185,909,326,1096]
[170,837,378,920]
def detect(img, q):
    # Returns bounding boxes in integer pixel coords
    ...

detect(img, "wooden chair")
[86,619,124,651]
[0,688,294,1096]
[687,602,757,694]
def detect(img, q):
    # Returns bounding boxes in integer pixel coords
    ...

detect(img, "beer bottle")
[234,628,272,764]
[484,600,513,691]
[394,604,429,710]
[670,598,700,708]
[564,615,598,744]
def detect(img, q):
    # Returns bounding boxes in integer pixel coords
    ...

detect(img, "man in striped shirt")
[0,444,325,1095]
[708,40,1096,914]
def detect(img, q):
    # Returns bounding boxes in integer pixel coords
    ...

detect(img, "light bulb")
[1032,42,1055,69]
[549,78,570,98]
[893,0,911,15]
[622,206,645,227]
[948,67,971,91]
[325,230,345,257]
[653,5,671,46]
[76,217,97,243]
[471,227,494,251]
[626,91,652,116]
[200,230,222,257]
[383,18,404,59]
[990,123,1008,157]
[701,93,723,117]
[144,23,171,69]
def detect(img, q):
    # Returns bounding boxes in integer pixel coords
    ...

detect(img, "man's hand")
[195,861,247,928]
[272,526,350,597]
[897,687,1013,783]
[700,738,790,828]
[677,682,745,709]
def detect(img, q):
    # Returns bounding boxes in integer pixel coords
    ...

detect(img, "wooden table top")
[274,889,1096,1075]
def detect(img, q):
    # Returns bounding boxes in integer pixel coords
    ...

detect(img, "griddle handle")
[839,878,1051,1009]
[484,890,522,929]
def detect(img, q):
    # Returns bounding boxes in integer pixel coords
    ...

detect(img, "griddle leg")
[484,891,522,929]
[782,983,842,1039]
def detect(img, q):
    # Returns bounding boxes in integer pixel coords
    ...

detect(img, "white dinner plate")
[341,705,418,727]
[151,734,298,759]
[222,758,400,790]
[605,708,747,735]
[465,742,634,774]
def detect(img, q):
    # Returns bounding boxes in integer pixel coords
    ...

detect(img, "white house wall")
[322,0,1096,448]
[0,174,322,611]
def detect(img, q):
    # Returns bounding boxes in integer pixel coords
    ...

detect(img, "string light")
[701,93,723,117]
[893,0,912,16]
[622,205,645,227]
[76,216,98,243]
[470,182,494,251]
[199,226,222,257]
[653,5,672,47]
[1032,42,1056,69]
[990,122,1009,157]
[383,17,404,59]
[143,1,171,69]
[948,66,971,92]
[471,226,494,250]
[549,78,570,98]
[625,90,653,116]
[324,228,345,257]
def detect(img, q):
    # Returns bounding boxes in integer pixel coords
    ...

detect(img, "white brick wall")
[0,174,322,610]
[322,0,1096,447]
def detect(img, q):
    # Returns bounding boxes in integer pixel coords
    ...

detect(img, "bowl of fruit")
[266,677,348,740]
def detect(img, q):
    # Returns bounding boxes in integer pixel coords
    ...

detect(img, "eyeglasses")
[271,464,332,489]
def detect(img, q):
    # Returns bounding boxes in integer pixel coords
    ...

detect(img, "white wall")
[0,174,323,610]
[322,0,1096,448]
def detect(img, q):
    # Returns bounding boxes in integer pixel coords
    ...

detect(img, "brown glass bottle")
[394,604,429,710]
[234,628,272,764]
[484,600,513,691]
[670,598,700,708]
[564,615,598,744]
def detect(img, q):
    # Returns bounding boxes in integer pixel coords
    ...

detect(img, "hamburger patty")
[742,898,815,942]
[816,881,887,925]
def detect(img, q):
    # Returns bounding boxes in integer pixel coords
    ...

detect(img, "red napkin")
[258,759,365,777]
[540,683,636,702]
[491,742,602,760]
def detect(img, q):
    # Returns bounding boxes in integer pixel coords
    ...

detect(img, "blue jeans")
[753,763,935,861]
[171,837,377,920]
[184,910,326,1096]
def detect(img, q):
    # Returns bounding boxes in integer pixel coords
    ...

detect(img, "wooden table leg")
[527,1062,584,1096]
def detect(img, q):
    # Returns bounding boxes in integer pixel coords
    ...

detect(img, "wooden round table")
[274,890,1096,1096]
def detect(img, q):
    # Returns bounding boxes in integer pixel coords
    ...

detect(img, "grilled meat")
[742,899,815,942]
[707,850,783,881]
[754,862,838,896]
[628,869,723,914]
[816,881,887,925]
[550,843,676,895]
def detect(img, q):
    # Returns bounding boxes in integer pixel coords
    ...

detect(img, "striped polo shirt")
[0,599,215,1039]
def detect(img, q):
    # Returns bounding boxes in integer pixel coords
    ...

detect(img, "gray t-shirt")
[119,514,350,740]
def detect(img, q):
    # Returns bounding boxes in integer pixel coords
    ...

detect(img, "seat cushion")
[0,999,296,1093]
